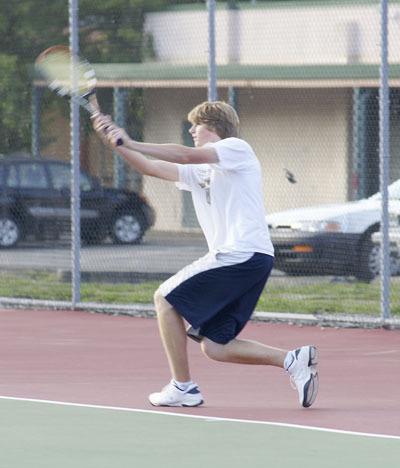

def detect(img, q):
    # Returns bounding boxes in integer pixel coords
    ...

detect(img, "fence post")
[379,0,391,320]
[69,0,81,307]
[227,0,239,110]
[207,0,217,101]
[31,86,42,159]
[113,87,127,188]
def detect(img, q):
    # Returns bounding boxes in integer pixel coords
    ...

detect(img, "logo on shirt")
[198,172,211,205]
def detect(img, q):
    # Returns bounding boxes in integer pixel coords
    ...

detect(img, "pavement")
[0,231,208,281]
[0,230,344,286]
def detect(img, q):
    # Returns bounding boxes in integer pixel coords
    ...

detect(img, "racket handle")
[103,126,123,146]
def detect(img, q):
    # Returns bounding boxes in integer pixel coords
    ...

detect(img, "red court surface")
[0,308,399,437]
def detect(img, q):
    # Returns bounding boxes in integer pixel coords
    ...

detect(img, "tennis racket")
[35,45,123,146]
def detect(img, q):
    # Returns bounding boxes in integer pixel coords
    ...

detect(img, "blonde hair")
[187,101,239,139]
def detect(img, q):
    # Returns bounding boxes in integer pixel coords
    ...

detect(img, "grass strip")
[0,271,398,315]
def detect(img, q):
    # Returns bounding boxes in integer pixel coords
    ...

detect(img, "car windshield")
[369,179,400,200]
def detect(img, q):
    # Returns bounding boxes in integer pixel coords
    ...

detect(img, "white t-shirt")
[176,137,274,260]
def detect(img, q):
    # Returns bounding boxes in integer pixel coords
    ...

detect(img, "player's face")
[189,123,219,147]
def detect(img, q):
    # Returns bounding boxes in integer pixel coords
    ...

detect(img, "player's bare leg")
[149,291,203,407]
[200,337,287,367]
[153,290,191,382]
[201,337,318,408]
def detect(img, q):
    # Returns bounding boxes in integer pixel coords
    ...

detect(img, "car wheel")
[0,216,21,248]
[356,235,379,281]
[356,235,398,281]
[390,253,400,276]
[111,211,144,245]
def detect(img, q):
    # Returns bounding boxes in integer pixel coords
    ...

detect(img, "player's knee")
[201,338,226,362]
[153,289,162,306]
[153,289,172,315]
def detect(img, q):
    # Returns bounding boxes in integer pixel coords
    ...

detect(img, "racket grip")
[103,125,123,146]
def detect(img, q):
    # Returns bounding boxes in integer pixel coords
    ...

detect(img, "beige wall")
[146,4,400,65]
[143,88,207,232]
[238,88,352,214]
[143,87,352,231]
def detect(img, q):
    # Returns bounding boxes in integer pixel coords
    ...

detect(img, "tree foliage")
[0,0,189,154]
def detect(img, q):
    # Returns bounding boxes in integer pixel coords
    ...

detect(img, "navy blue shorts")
[159,252,274,345]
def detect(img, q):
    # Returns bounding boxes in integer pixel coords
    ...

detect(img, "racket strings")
[36,50,96,97]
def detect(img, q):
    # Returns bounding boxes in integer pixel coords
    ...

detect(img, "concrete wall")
[238,88,352,213]
[145,2,400,66]
[143,88,207,232]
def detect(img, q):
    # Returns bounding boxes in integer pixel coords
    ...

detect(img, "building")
[38,1,400,232]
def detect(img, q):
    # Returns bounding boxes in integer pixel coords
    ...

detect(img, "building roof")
[91,62,400,88]
[34,62,400,89]
[159,0,398,12]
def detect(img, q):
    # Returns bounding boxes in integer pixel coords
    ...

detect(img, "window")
[48,164,71,190]
[18,163,48,189]
[6,165,18,188]
[48,163,93,192]
[80,172,93,192]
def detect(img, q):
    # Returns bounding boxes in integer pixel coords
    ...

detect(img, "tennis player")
[92,101,319,408]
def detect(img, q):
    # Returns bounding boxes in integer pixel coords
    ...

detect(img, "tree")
[0,0,185,155]
[0,54,30,154]
[0,0,67,154]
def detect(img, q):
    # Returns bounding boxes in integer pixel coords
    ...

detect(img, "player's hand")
[105,126,129,148]
[91,113,113,134]
[92,114,128,147]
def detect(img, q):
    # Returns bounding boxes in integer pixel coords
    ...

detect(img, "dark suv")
[0,157,155,248]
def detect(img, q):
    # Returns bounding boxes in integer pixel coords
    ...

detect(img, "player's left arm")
[126,141,219,165]
[92,114,218,165]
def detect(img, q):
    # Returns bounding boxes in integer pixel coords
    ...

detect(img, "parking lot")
[0,231,206,277]
[0,231,372,288]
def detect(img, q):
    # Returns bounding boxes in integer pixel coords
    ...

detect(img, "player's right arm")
[117,146,179,182]
[92,114,179,182]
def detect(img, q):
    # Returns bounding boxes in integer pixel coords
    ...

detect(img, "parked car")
[0,156,155,248]
[267,179,400,281]
[371,212,400,274]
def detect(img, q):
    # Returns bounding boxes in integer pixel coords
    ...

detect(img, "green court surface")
[0,397,399,468]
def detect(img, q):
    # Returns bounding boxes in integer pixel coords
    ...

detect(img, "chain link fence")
[0,0,399,322]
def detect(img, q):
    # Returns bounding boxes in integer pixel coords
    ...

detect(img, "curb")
[0,297,399,330]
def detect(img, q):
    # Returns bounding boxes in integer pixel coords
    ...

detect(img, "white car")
[372,212,400,274]
[267,179,400,281]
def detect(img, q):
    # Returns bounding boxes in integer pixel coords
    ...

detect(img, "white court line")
[363,350,399,356]
[0,395,399,441]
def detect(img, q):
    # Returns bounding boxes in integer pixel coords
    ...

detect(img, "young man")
[92,101,319,408]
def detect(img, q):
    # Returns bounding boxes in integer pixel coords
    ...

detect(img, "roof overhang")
[34,63,400,89]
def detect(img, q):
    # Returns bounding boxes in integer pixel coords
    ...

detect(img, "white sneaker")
[285,346,318,408]
[148,381,204,407]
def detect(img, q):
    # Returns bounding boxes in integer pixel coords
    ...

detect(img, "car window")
[18,163,48,189]
[48,163,94,192]
[48,164,71,190]
[6,164,18,188]
[80,172,94,192]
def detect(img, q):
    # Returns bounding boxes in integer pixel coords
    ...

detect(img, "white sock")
[172,379,193,391]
